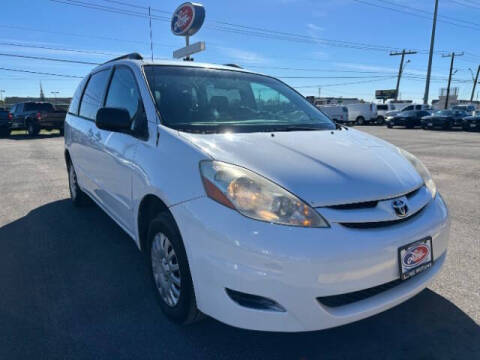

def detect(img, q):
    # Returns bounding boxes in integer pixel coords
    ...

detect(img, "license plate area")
[398,238,433,280]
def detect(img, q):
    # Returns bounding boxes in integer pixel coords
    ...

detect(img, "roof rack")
[223,63,243,69]
[103,52,143,64]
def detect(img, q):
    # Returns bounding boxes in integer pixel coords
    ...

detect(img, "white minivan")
[64,54,449,332]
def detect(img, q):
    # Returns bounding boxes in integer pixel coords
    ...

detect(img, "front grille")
[326,186,422,211]
[317,278,403,307]
[340,205,425,229]
[329,200,378,210]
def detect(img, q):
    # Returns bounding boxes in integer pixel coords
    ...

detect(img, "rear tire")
[67,161,90,207]
[26,121,39,137]
[376,116,385,125]
[387,123,393,129]
[356,116,365,125]
[146,213,202,325]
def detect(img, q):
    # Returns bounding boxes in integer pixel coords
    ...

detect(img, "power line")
[0,67,83,78]
[353,0,480,33]
[0,52,100,65]
[0,41,116,56]
[49,0,446,55]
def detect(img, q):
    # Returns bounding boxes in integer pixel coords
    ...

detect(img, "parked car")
[0,109,11,137]
[376,103,396,124]
[317,105,350,124]
[421,110,468,130]
[347,103,377,125]
[9,102,66,136]
[462,114,480,131]
[451,104,475,115]
[65,54,449,332]
[385,104,431,118]
[386,110,431,129]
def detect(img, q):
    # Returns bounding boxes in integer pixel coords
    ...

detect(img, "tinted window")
[403,105,414,111]
[69,77,88,115]
[79,69,110,120]
[144,66,334,133]
[377,105,387,110]
[105,67,141,121]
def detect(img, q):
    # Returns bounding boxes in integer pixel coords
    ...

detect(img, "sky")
[1,0,480,103]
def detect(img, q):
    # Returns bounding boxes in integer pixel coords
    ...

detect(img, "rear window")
[79,69,111,120]
[68,77,88,116]
[24,103,55,112]
[377,105,388,110]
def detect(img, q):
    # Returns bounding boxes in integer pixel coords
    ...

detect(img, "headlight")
[199,161,329,228]
[397,148,437,198]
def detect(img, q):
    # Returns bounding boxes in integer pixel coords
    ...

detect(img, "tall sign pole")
[171,2,206,61]
[443,52,464,109]
[424,0,439,105]
[390,49,417,101]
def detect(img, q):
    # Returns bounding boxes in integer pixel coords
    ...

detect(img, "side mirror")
[96,107,131,132]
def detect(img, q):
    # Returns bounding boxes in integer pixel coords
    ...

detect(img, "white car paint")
[65,59,450,332]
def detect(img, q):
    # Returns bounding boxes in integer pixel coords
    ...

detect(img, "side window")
[404,105,413,111]
[10,105,16,113]
[105,67,142,121]
[79,69,110,120]
[69,77,88,116]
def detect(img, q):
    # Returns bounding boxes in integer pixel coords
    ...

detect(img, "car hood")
[179,128,423,207]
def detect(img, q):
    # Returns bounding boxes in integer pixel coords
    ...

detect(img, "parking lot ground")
[0,127,478,360]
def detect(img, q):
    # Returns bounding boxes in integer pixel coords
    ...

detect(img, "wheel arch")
[137,194,179,252]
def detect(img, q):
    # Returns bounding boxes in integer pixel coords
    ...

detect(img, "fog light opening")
[225,288,286,312]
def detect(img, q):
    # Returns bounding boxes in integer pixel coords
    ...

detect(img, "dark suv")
[0,109,11,137]
[9,102,66,136]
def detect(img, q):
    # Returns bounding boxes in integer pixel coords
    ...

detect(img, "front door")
[94,66,146,234]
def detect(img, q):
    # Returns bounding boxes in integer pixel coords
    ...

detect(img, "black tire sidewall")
[146,213,196,324]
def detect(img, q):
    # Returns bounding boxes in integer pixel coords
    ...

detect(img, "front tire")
[356,116,365,125]
[147,213,201,325]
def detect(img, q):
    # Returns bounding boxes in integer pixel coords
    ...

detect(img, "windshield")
[143,65,334,133]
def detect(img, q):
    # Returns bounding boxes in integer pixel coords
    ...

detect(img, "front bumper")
[171,194,450,332]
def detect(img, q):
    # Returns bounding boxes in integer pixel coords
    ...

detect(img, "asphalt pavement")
[0,128,478,360]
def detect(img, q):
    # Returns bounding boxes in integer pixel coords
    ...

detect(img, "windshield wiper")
[271,125,327,132]
[335,123,348,130]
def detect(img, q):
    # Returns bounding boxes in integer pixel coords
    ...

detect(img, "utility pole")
[443,52,464,109]
[0,90,5,107]
[424,0,439,105]
[470,66,480,102]
[390,49,417,101]
[148,6,154,61]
